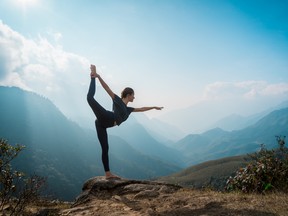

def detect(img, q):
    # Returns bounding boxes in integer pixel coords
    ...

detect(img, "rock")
[60,176,181,215]
[74,176,181,206]
[134,190,160,199]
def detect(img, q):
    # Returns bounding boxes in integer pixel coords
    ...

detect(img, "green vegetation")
[226,135,288,193]
[0,138,46,215]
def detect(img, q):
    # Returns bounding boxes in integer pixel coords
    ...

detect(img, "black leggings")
[87,78,115,172]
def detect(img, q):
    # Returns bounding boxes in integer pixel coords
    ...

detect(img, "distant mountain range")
[210,100,288,131]
[1,86,287,201]
[156,98,288,134]
[174,107,288,165]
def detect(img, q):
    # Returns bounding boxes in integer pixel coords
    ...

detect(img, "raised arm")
[133,106,164,112]
[90,64,115,99]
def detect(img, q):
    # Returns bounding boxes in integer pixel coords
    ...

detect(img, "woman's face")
[128,93,135,102]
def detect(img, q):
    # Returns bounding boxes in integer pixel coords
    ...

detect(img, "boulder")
[74,176,181,205]
[60,176,181,215]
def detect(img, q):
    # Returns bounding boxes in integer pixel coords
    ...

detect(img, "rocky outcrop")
[60,177,283,216]
[60,176,181,215]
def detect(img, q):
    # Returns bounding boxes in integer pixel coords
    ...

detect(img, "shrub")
[226,136,288,193]
[0,138,46,215]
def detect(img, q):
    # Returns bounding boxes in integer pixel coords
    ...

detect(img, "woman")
[87,64,163,179]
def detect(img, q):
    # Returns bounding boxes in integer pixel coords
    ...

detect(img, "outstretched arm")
[133,106,164,112]
[90,64,115,99]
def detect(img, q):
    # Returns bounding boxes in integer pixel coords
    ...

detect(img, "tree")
[226,135,288,193]
[0,138,46,215]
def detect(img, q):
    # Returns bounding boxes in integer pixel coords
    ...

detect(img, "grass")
[158,155,249,189]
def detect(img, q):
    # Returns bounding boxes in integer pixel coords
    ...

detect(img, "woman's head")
[121,87,135,101]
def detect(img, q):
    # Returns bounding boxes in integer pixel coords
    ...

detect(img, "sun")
[13,0,39,10]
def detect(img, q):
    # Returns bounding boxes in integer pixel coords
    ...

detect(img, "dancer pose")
[87,64,163,179]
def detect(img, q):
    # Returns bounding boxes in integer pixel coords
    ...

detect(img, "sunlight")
[17,0,38,6]
[13,0,40,11]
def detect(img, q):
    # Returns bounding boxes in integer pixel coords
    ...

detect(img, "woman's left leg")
[87,78,108,121]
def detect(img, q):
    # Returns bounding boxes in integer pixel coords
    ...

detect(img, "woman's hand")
[133,106,164,112]
[155,106,164,110]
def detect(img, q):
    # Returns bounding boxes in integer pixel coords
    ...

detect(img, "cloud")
[260,83,288,96]
[0,20,90,119]
[203,80,288,101]
[0,21,25,79]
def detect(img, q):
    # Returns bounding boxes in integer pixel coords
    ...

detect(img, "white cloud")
[0,20,91,120]
[203,80,288,101]
[261,83,288,96]
[2,72,31,91]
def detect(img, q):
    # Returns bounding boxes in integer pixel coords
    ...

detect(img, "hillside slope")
[158,155,249,189]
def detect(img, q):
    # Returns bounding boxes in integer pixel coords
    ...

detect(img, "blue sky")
[0,0,287,132]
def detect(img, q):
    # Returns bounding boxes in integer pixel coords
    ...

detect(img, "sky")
[0,0,288,133]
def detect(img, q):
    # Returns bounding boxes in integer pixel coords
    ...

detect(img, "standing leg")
[95,120,120,179]
[95,120,110,172]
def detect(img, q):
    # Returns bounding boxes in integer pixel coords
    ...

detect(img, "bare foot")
[90,64,97,78]
[105,172,121,179]
[90,73,97,78]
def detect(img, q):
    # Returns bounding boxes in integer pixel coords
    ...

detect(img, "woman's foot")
[105,171,121,179]
[90,64,97,78]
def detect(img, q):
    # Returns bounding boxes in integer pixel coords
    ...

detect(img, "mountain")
[174,108,288,166]
[209,113,265,131]
[132,113,185,142]
[0,86,181,200]
[175,128,229,162]
[209,100,288,131]
[108,134,180,179]
[0,86,92,200]
[109,120,186,168]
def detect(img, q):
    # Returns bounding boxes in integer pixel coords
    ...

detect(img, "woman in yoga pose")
[87,64,163,179]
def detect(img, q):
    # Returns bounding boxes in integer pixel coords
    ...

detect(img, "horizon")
[0,0,287,134]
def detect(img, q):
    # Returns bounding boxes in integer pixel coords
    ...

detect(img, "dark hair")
[121,87,134,99]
